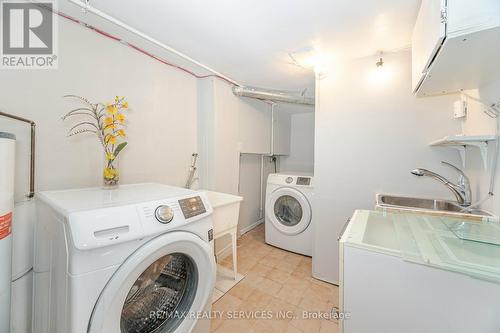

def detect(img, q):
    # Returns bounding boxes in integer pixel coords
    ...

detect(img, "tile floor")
[211,224,340,333]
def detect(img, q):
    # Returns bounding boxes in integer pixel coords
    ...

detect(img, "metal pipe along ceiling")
[65,1,315,106]
[232,86,315,106]
[65,0,240,86]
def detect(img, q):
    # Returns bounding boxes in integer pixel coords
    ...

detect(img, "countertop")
[341,210,500,284]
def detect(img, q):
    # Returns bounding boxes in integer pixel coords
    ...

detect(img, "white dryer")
[33,183,216,333]
[265,173,314,256]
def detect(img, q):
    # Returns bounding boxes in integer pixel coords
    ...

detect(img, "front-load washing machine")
[33,183,216,333]
[265,173,314,256]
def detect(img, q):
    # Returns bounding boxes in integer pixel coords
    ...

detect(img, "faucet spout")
[411,162,472,207]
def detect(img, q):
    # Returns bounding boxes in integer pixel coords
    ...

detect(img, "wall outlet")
[453,99,467,119]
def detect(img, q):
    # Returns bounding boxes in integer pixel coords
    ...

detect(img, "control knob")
[155,205,174,224]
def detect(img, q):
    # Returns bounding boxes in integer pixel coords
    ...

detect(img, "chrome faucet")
[411,161,472,207]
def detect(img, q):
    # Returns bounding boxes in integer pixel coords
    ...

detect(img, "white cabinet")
[339,210,500,333]
[412,0,500,96]
[272,108,291,156]
[341,245,500,333]
[411,0,446,91]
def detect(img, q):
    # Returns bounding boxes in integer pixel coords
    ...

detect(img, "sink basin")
[201,190,243,237]
[376,194,495,219]
[379,195,463,212]
[441,219,500,245]
[435,235,500,273]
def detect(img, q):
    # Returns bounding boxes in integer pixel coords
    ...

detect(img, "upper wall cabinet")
[412,0,500,96]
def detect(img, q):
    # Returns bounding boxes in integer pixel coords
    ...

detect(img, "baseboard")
[239,218,264,235]
[215,219,265,261]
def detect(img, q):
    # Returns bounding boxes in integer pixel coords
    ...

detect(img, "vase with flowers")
[63,95,129,189]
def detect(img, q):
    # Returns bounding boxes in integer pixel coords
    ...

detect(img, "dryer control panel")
[135,192,212,239]
[178,196,207,219]
[296,177,311,186]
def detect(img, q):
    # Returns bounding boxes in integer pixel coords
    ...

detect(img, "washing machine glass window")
[274,195,303,227]
[267,187,312,236]
[89,231,215,333]
[120,253,198,333]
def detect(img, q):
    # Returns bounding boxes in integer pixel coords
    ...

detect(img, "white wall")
[197,77,279,256]
[239,98,272,155]
[0,19,198,199]
[0,18,199,333]
[197,77,240,194]
[313,50,462,284]
[280,112,315,173]
[238,154,276,233]
[460,80,500,214]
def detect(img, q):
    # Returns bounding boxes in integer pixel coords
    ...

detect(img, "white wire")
[460,106,500,212]
[461,92,500,118]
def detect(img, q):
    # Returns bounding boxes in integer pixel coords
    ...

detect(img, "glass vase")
[103,154,120,189]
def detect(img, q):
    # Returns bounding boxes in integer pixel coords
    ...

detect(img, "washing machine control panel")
[155,205,174,224]
[178,196,207,219]
[296,177,311,186]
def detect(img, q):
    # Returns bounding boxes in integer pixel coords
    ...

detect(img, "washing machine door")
[267,187,312,236]
[88,231,216,333]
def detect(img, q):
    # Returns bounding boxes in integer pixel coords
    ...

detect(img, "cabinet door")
[411,0,447,92]
[447,0,500,35]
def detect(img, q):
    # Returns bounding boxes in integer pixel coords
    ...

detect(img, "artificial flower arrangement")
[63,95,129,188]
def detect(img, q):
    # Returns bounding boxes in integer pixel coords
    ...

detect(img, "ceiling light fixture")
[288,45,331,78]
[375,50,385,68]
[369,51,392,84]
[376,56,384,68]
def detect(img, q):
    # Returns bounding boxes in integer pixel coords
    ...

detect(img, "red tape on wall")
[0,213,12,240]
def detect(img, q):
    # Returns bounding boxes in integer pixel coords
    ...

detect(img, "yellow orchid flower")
[104,167,118,180]
[117,129,126,137]
[105,134,117,145]
[106,105,118,115]
[122,101,129,109]
[106,152,116,161]
[104,116,114,125]
[116,113,126,124]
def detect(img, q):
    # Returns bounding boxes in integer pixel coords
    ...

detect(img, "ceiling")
[59,0,421,96]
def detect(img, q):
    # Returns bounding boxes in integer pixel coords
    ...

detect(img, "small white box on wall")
[453,99,467,119]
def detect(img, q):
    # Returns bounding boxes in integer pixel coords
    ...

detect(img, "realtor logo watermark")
[1,0,58,69]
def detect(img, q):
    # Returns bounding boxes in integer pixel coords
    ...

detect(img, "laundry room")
[1,1,500,333]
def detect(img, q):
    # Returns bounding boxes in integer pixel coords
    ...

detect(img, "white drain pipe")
[0,132,15,332]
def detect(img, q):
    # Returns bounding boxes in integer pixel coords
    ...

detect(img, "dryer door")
[266,187,312,236]
[88,231,216,333]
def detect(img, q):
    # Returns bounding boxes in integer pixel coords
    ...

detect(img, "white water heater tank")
[0,132,15,332]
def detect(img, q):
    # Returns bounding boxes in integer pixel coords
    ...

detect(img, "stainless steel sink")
[376,194,494,218]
